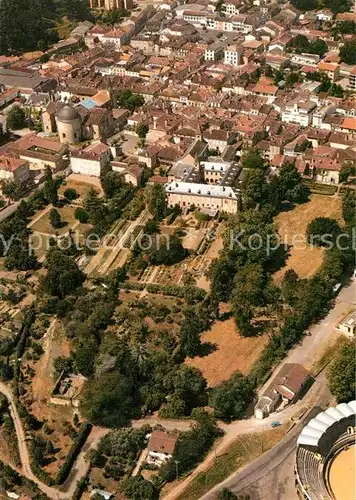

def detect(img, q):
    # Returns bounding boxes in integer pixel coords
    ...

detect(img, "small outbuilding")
[338,311,356,338]
[254,363,311,419]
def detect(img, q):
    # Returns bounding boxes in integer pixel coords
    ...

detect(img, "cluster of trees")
[56,422,92,484]
[0,0,92,55]
[209,152,309,336]
[339,39,356,66]
[323,0,352,13]
[6,106,27,130]
[291,0,351,13]
[40,246,85,299]
[0,200,38,271]
[331,20,356,36]
[208,151,356,416]
[117,90,145,112]
[241,151,310,209]
[128,183,188,269]
[158,410,221,484]
[45,274,210,425]
[80,170,136,237]
[123,476,159,500]
[210,372,255,421]
[307,71,344,97]
[91,426,150,481]
[101,7,129,25]
[287,34,328,56]
[0,458,48,499]
[327,342,355,403]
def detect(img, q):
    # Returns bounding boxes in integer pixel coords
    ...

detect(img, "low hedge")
[72,470,91,500]
[146,283,206,300]
[121,281,145,291]
[56,422,92,484]
[119,281,206,300]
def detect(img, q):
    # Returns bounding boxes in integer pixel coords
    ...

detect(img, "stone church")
[42,103,114,145]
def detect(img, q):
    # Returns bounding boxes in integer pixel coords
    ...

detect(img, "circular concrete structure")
[295,401,356,500]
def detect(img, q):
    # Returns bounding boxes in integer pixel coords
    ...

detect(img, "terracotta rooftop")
[148,431,177,455]
[0,155,28,172]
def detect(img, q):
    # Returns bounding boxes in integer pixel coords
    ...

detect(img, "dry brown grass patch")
[186,317,268,387]
[274,195,342,281]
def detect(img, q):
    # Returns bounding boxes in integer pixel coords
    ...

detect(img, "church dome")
[57,105,81,123]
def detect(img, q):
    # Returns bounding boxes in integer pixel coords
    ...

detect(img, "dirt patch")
[31,321,71,407]
[329,446,355,500]
[59,177,101,200]
[0,429,17,468]
[186,318,268,387]
[274,195,342,281]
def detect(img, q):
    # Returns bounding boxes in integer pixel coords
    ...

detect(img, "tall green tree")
[242,169,267,209]
[41,247,85,298]
[327,343,356,403]
[83,188,107,225]
[210,371,254,421]
[6,107,26,130]
[49,208,62,229]
[241,148,268,170]
[146,183,166,220]
[339,40,356,65]
[80,372,136,427]
[43,167,58,205]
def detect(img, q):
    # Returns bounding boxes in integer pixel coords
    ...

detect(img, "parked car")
[271,421,281,428]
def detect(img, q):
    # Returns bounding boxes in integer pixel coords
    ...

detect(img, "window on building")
[62,133,66,138]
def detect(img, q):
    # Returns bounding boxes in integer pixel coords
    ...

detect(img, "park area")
[274,194,342,281]
[186,316,268,387]
[28,203,92,260]
[29,204,79,235]
[58,174,102,201]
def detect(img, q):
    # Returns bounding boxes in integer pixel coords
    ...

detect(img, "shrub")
[56,422,92,484]
[74,207,90,223]
[64,188,78,201]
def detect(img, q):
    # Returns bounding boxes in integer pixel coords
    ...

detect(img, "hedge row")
[29,458,55,486]
[121,281,145,291]
[120,281,207,300]
[56,422,92,484]
[146,283,206,300]
[72,470,91,500]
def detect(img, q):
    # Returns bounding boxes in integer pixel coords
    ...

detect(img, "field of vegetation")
[0,148,353,498]
[274,194,342,281]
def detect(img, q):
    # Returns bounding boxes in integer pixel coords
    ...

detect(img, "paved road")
[0,283,353,499]
[0,381,195,500]
[285,281,355,370]
[0,202,19,223]
[162,281,356,500]
[201,378,332,500]
[162,373,331,500]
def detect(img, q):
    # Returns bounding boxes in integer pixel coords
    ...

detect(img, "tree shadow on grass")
[265,243,290,274]
[197,341,217,357]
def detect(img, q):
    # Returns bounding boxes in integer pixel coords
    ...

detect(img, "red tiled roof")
[148,431,177,455]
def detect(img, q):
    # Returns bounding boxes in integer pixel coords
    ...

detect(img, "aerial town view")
[0,0,354,498]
